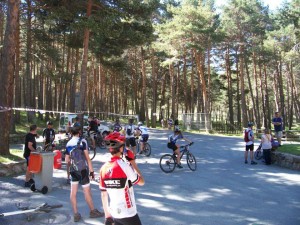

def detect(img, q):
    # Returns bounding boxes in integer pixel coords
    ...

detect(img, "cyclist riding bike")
[42,121,56,151]
[167,127,193,168]
[136,122,149,154]
[88,116,98,149]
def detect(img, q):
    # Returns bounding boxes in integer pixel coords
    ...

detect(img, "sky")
[215,0,291,12]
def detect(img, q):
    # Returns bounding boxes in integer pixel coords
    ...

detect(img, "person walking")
[23,124,38,187]
[261,129,272,165]
[99,132,145,225]
[65,127,104,222]
[244,122,257,165]
[272,112,283,146]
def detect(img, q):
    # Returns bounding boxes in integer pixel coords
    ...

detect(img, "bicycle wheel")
[96,136,106,149]
[88,146,96,160]
[186,152,197,171]
[159,154,176,173]
[254,149,263,160]
[143,143,151,157]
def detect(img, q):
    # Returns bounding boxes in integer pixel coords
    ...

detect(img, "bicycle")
[159,143,196,173]
[36,141,55,152]
[136,137,151,156]
[254,143,263,160]
[0,202,63,221]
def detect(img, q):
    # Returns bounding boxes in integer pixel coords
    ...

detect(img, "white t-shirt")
[99,156,140,219]
[261,134,272,149]
[125,124,136,138]
[138,126,148,135]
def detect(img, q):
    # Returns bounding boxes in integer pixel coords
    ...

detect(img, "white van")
[59,114,110,136]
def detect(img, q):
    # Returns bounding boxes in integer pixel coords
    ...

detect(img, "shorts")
[89,131,97,139]
[245,144,254,151]
[114,214,142,225]
[70,169,90,186]
[167,142,177,151]
[140,134,149,142]
[126,137,136,147]
[274,131,283,138]
[25,156,29,166]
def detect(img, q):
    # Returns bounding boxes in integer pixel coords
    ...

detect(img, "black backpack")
[126,125,133,136]
[70,138,87,172]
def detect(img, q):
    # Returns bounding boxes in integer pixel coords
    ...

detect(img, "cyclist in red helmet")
[99,132,144,225]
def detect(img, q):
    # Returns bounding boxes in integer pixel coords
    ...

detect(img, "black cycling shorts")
[167,142,177,151]
[140,134,149,142]
[70,169,90,186]
[126,137,136,147]
[114,214,142,225]
[245,144,254,151]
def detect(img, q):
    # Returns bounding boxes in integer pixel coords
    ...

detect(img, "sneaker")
[24,182,30,187]
[251,161,257,165]
[28,178,35,184]
[90,209,104,218]
[74,213,81,222]
[139,151,143,155]
[177,164,183,169]
[245,160,248,164]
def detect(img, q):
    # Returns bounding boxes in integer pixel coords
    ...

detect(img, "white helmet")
[138,122,143,126]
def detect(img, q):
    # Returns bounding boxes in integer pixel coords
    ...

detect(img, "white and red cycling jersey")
[99,156,140,219]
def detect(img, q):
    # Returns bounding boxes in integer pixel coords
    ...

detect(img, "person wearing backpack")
[244,122,257,165]
[65,127,104,222]
[125,118,138,155]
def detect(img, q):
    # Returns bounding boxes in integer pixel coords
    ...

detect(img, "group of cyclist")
[25,116,191,224]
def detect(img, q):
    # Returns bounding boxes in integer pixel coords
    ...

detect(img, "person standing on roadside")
[244,123,257,165]
[42,121,55,150]
[261,129,272,165]
[99,132,145,225]
[65,127,104,222]
[125,118,138,155]
[23,124,38,187]
[272,112,283,146]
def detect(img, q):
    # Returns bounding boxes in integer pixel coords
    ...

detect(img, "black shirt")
[42,128,55,144]
[89,120,98,132]
[23,133,37,158]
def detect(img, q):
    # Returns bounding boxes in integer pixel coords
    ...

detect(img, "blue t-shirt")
[168,133,183,144]
[272,117,283,132]
[66,137,87,155]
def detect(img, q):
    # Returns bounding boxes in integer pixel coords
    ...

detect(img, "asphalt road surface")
[1,128,299,225]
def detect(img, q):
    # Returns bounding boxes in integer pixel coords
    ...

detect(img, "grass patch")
[0,149,24,163]
[277,144,300,156]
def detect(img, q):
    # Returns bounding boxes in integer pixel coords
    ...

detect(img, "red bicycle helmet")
[104,132,125,149]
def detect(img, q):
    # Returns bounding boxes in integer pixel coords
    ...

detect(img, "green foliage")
[0,150,24,163]
[277,144,300,156]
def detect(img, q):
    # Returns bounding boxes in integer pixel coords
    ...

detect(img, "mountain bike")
[159,143,196,173]
[0,202,63,221]
[36,141,55,152]
[136,137,151,156]
[254,143,263,160]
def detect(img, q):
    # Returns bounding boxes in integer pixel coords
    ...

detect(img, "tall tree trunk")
[79,0,92,112]
[226,45,234,124]
[151,49,158,128]
[0,0,20,155]
[14,9,21,123]
[140,47,146,122]
[252,52,261,128]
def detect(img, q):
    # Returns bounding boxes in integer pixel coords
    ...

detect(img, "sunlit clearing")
[256,172,300,186]
[139,198,170,211]
[210,188,232,194]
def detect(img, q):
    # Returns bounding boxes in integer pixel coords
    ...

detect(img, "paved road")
[1,129,299,225]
